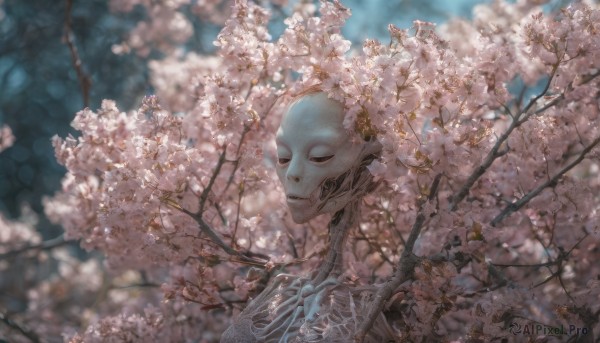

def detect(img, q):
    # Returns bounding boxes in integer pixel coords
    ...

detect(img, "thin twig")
[112,282,160,290]
[515,84,527,111]
[491,135,600,226]
[199,147,227,213]
[491,261,556,268]
[451,68,600,212]
[0,311,40,343]
[518,66,558,122]
[163,198,265,266]
[449,65,559,211]
[64,0,91,107]
[0,234,68,260]
[356,225,394,265]
[354,173,442,342]
[492,231,587,270]
[185,207,246,257]
[222,127,249,195]
[231,182,245,248]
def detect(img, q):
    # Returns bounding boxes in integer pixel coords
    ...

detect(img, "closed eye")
[278,157,291,165]
[310,155,334,163]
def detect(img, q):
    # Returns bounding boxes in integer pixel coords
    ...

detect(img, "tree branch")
[491,135,600,226]
[356,225,394,265]
[450,67,600,212]
[199,147,227,213]
[64,0,91,107]
[354,173,442,342]
[163,198,266,266]
[0,234,68,260]
[0,311,40,343]
[449,65,559,211]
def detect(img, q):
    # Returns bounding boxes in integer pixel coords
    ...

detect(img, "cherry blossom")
[3,0,600,341]
[0,125,14,153]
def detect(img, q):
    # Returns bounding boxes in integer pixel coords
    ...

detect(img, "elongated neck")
[312,200,359,284]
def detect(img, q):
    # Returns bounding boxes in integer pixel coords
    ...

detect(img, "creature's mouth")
[287,195,307,200]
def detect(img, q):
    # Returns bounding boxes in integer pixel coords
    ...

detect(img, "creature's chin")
[289,201,327,223]
[290,210,314,224]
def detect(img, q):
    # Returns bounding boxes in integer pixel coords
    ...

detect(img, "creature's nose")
[286,158,303,182]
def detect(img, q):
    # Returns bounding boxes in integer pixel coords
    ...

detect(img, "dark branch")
[449,65,559,211]
[64,0,91,107]
[163,199,266,266]
[449,68,600,212]
[199,147,227,213]
[0,234,68,260]
[355,173,442,342]
[491,135,600,226]
[0,311,40,343]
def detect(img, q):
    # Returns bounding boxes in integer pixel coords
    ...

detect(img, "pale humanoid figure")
[221,90,395,342]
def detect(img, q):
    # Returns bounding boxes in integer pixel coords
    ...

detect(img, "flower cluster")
[21,0,600,341]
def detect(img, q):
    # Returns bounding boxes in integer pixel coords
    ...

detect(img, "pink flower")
[0,125,15,153]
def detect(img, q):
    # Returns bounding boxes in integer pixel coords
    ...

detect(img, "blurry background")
[0,0,490,240]
[0,0,150,239]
